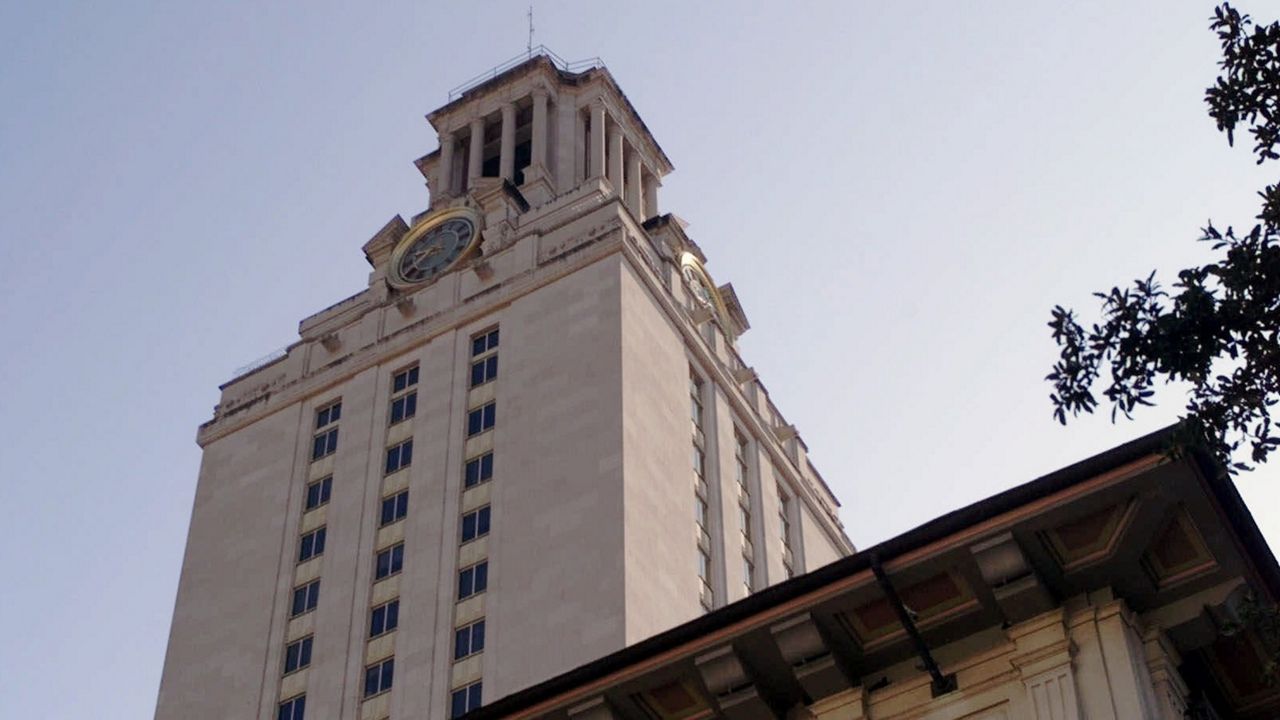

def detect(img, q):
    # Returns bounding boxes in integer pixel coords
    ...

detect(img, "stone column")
[468,117,484,183]
[589,99,606,179]
[437,131,455,197]
[608,125,624,195]
[557,99,578,192]
[625,150,642,215]
[643,171,660,218]
[499,102,516,182]
[531,89,548,170]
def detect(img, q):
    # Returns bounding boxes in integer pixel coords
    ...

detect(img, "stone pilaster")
[468,117,484,183]
[1008,609,1082,720]
[588,100,606,179]
[1143,627,1188,720]
[499,102,517,182]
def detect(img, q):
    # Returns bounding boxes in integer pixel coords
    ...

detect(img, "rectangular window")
[450,682,483,719]
[695,496,709,530]
[390,392,417,424]
[734,431,750,491]
[283,636,313,674]
[375,543,404,580]
[471,328,499,357]
[291,580,320,617]
[279,695,306,720]
[304,476,332,511]
[298,527,326,563]
[312,427,339,461]
[392,366,419,393]
[779,484,794,579]
[364,658,394,697]
[464,453,494,488]
[370,599,400,638]
[385,439,413,475]
[380,490,409,526]
[458,561,489,600]
[743,556,755,593]
[698,548,711,582]
[469,355,498,387]
[689,374,704,428]
[454,619,486,660]
[460,506,491,543]
[466,403,496,437]
[692,445,705,479]
[739,506,751,539]
[315,402,341,429]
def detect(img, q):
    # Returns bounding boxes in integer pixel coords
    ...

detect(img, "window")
[738,506,752,539]
[390,366,419,424]
[375,543,404,580]
[316,402,342,429]
[471,328,499,357]
[466,403,496,437]
[454,619,486,660]
[743,556,755,593]
[470,355,498,387]
[460,506,491,543]
[390,391,417,424]
[779,484,794,579]
[364,658,394,697]
[450,682,483,719]
[698,548,711,582]
[392,366,419,393]
[458,561,489,600]
[385,439,413,475]
[305,476,332,511]
[464,453,494,488]
[298,527,326,562]
[692,446,705,479]
[279,695,306,720]
[380,491,409,526]
[370,599,400,637]
[283,636,313,674]
[734,431,750,491]
[312,427,338,461]
[291,580,320,617]
[695,496,709,530]
[689,374,704,428]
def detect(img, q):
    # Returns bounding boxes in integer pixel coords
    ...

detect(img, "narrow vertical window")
[312,402,341,460]
[390,365,419,424]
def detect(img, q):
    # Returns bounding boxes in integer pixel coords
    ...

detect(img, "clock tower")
[156,51,851,720]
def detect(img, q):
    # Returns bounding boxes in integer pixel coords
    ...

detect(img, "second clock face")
[682,265,713,307]
[397,215,476,284]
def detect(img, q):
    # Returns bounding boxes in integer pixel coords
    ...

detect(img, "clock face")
[396,215,477,284]
[682,265,713,308]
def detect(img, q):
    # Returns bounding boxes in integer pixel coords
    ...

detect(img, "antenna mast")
[527,5,534,57]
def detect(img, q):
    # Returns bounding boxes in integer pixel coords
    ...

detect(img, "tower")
[155,52,851,720]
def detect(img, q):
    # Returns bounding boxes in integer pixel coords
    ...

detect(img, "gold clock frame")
[679,252,731,331]
[388,206,484,289]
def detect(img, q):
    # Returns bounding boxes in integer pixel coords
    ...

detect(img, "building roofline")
[464,423,1280,720]
[427,53,674,174]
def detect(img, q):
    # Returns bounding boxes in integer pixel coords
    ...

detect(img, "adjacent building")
[155,51,851,720]
[464,427,1280,720]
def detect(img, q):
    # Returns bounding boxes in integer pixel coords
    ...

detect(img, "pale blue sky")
[1,2,1276,717]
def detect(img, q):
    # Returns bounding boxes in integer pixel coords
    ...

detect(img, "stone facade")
[156,54,851,720]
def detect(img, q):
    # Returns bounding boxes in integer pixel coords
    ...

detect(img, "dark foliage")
[1047,3,1280,473]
